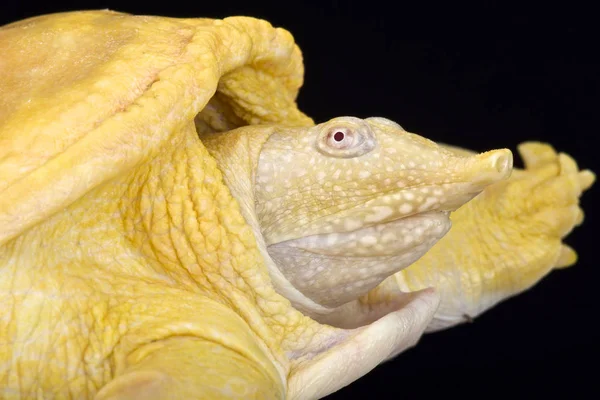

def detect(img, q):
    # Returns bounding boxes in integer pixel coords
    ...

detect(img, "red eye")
[316,119,376,158]
[326,129,353,149]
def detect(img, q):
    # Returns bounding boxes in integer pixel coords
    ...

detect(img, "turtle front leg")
[366,142,595,332]
[87,293,287,400]
[94,336,284,400]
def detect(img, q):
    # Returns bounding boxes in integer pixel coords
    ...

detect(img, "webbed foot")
[483,142,594,271]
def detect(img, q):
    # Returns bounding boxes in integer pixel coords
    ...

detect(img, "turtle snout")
[469,149,513,187]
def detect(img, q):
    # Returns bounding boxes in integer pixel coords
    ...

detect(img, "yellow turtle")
[0,10,594,399]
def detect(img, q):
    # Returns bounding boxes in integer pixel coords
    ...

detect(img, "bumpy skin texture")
[0,10,594,400]
[0,11,440,399]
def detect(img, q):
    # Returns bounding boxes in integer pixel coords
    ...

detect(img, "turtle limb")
[286,288,440,400]
[94,337,284,400]
[89,288,439,400]
[366,141,595,332]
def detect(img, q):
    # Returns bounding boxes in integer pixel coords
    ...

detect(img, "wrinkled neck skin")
[201,125,332,317]
[202,117,513,325]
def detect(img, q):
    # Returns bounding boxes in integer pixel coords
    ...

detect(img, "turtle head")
[255,116,513,308]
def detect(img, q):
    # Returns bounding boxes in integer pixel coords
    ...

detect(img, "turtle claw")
[558,152,579,174]
[575,208,585,226]
[555,244,578,269]
[579,169,596,191]
[518,141,558,169]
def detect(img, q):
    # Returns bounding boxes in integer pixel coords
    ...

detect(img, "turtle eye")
[317,123,375,158]
[326,128,359,150]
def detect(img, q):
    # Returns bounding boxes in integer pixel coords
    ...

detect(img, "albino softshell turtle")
[0,10,594,399]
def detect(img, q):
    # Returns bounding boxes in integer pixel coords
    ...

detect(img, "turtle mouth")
[270,181,481,245]
[275,210,452,258]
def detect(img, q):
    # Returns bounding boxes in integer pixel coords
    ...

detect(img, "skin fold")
[0,10,595,400]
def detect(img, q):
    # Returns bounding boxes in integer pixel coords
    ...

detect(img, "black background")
[3,1,598,398]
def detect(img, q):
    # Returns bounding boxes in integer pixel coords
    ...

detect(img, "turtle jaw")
[272,210,452,258]
[266,209,452,308]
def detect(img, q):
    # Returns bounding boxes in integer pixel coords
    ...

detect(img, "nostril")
[494,152,513,174]
[471,149,514,186]
[484,150,513,176]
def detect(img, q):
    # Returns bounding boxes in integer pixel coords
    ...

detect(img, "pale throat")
[266,210,451,308]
